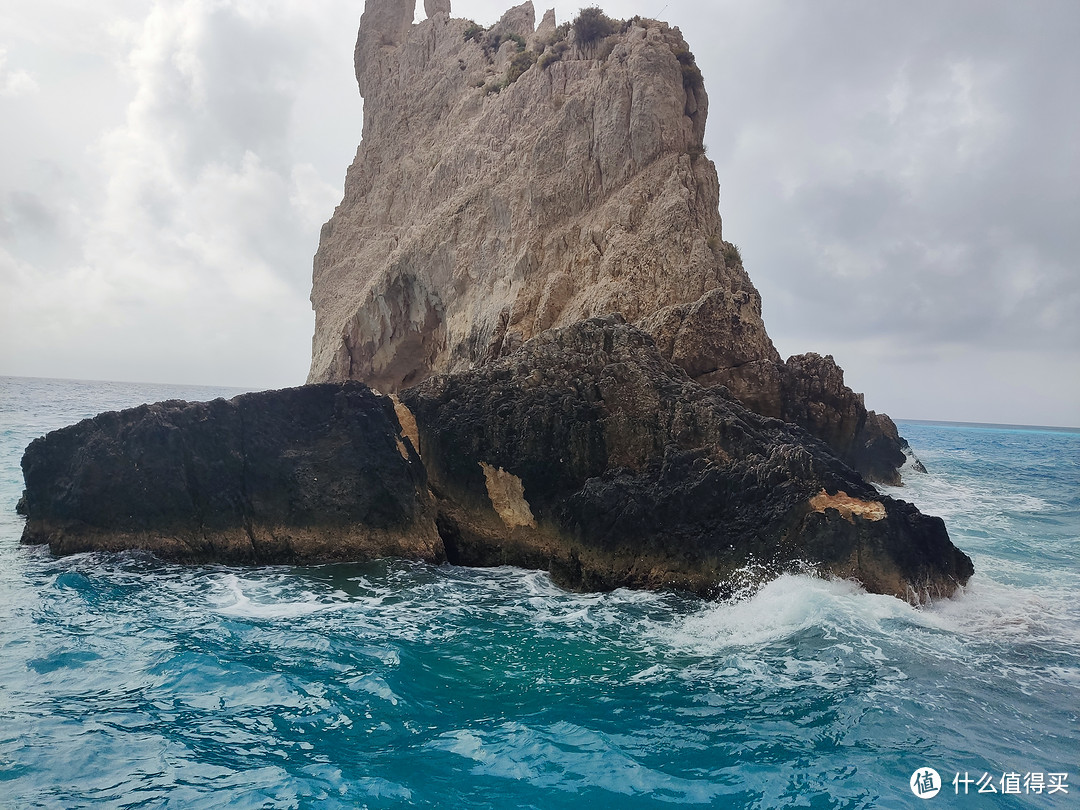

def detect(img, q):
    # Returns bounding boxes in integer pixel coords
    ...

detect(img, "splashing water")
[1,379,1077,808]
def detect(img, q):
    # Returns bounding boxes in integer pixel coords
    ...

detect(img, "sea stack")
[18,0,975,603]
[308,0,909,484]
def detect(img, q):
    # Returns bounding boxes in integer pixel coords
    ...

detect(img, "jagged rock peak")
[537,8,557,36]
[312,0,912,483]
[489,1,535,37]
[321,0,721,390]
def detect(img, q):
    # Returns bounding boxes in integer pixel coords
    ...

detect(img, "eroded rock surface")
[400,317,973,601]
[307,0,911,483]
[19,384,442,564]
[17,2,968,601]
[19,320,972,602]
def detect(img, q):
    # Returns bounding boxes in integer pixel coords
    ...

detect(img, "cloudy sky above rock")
[1,0,1077,426]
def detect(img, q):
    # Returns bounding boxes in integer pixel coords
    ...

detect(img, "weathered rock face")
[18,320,972,602]
[778,353,908,485]
[312,0,730,390]
[399,317,973,601]
[19,384,442,564]
[17,0,967,604]
[306,0,911,483]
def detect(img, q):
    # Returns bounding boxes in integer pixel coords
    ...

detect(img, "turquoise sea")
[1,376,1077,809]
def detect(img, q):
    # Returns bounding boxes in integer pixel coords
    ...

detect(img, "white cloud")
[1,0,1076,424]
[0,48,38,96]
[0,0,362,388]
[289,163,343,232]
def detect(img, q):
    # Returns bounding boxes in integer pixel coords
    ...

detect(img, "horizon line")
[3,374,1076,432]
[896,417,1080,433]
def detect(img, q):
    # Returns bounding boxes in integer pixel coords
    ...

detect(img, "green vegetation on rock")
[573,7,617,45]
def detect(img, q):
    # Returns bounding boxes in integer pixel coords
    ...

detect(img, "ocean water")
[0,376,1077,809]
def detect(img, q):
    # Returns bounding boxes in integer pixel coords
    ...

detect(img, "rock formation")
[20,319,973,602]
[19,384,441,563]
[399,317,971,600]
[17,0,973,605]
[308,0,910,483]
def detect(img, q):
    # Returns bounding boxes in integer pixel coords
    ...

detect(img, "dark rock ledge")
[19,384,442,564]
[18,318,973,603]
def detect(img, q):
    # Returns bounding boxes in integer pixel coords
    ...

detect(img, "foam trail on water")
[210,573,361,619]
[927,573,1080,648]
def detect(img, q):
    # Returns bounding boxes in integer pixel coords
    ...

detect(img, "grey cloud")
[1,0,1075,421]
[190,10,310,171]
[0,188,84,272]
[130,7,310,177]
[696,1,1080,366]
[0,0,363,389]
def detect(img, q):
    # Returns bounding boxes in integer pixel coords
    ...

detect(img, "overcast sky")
[1,0,1077,426]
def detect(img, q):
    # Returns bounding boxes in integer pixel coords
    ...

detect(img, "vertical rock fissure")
[236,403,260,560]
[179,431,209,554]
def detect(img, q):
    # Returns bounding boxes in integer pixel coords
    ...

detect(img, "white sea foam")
[880,469,1052,528]
[209,573,359,619]
[927,573,1080,646]
[664,573,925,654]
[626,663,665,683]
[344,673,402,706]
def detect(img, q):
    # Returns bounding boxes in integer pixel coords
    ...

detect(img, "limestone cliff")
[308,0,909,483]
